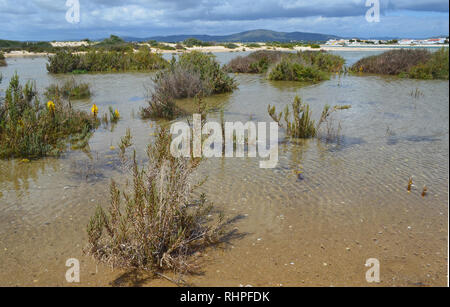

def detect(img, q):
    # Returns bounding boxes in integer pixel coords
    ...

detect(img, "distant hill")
[123,29,340,43]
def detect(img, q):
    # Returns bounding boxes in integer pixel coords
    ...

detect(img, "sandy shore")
[4,50,51,58]
[322,44,449,51]
[3,43,448,58]
[139,42,324,54]
[50,41,89,48]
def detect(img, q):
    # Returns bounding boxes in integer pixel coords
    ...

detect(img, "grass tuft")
[45,78,91,100]
[268,96,350,139]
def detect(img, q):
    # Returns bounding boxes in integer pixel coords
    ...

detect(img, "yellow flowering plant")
[91,104,98,117]
[47,100,55,113]
[108,106,120,123]
[0,73,100,159]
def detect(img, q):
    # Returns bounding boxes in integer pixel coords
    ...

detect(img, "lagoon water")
[0,51,448,286]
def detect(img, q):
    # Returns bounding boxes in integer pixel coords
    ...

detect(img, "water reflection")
[0,157,63,199]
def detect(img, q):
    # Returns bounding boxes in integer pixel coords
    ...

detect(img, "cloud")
[0,0,448,40]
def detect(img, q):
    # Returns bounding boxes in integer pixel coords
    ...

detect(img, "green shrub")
[86,127,224,274]
[268,96,350,139]
[0,39,55,53]
[178,52,236,94]
[408,48,449,80]
[0,52,6,66]
[143,52,236,119]
[225,50,283,73]
[147,40,159,47]
[0,74,99,159]
[268,60,328,82]
[266,42,303,49]
[350,48,449,79]
[47,47,168,73]
[158,44,176,51]
[98,35,124,45]
[351,49,430,75]
[226,50,344,80]
[183,38,213,47]
[245,43,261,48]
[147,40,179,50]
[92,35,140,52]
[175,43,186,50]
[268,51,345,82]
[223,43,239,49]
[295,51,345,73]
[45,79,91,100]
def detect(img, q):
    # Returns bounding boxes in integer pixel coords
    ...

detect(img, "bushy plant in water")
[47,47,168,73]
[142,51,236,119]
[45,78,91,100]
[86,127,224,274]
[268,96,350,139]
[0,74,99,159]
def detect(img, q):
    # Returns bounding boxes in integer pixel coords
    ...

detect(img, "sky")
[0,0,448,41]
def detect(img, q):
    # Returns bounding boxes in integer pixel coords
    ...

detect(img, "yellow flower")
[114,109,120,119]
[47,101,55,112]
[91,104,98,117]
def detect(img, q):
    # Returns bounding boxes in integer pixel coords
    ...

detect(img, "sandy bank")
[4,50,50,58]
[3,44,448,58]
[50,41,89,48]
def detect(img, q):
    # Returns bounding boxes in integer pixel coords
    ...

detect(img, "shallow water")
[0,52,448,286]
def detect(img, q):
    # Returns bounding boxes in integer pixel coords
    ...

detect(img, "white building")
[398,39,414,45]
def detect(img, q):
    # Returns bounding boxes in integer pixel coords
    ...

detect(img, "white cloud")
[0,0,448,40]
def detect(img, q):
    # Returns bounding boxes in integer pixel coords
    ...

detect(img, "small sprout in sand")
[422,186,428,198]
[293,169,305,181]
[407,177,413,192]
